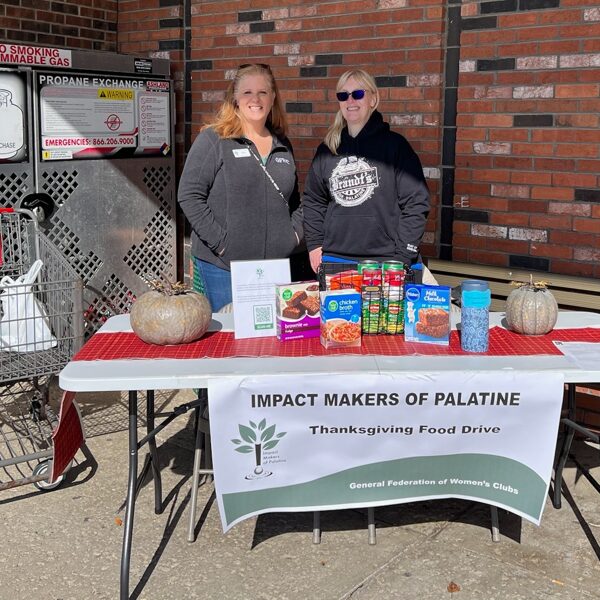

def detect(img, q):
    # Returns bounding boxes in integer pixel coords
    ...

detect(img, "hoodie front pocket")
[324,214,395,257]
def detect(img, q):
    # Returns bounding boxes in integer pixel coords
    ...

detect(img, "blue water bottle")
[460,280,491,352]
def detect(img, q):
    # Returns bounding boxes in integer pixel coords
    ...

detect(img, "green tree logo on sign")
[232,419,287,479]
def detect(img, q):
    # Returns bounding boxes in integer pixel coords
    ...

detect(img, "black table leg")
[146,390,163,514]
[553,384,576,509]
[121,390,139,600]
[118,388,205,597]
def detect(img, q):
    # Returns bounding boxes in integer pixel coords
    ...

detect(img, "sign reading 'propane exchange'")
[208,371,564,531]
[37,73,171,161]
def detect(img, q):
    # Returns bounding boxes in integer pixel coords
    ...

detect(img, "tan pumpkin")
[505,277,558,335]
[130,280,211,345]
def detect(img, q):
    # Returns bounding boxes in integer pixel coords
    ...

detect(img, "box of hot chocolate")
[404,283,451,345]
[275,281,320,341]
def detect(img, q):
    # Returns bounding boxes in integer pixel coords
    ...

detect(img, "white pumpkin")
[505,279,558,335]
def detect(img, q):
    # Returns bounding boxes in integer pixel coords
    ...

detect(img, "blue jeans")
[193,257,232,312]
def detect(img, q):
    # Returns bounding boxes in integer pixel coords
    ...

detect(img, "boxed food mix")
[320,289,362,349]
[404,284,451,345]
[275,281,321,341]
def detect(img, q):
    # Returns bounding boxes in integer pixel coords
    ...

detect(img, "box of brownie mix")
[404,283,451,345]
[275,281,321,341]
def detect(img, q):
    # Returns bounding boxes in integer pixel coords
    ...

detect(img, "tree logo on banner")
[231,419,287,480]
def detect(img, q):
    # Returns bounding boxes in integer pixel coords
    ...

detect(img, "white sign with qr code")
[230,259,291,339]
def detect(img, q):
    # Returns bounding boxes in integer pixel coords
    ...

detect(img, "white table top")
[58,312,600,392]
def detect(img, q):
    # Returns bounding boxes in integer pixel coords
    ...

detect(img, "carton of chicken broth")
[320,289,362,349]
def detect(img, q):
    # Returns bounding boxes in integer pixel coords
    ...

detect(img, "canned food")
[384,298,405,334]
[358,260,382,287]
[382,262,405,334]
[357,260,380,273]
[383,261,405,286]
[361,285,382,334]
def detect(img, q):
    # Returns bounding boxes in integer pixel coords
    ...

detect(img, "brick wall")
[3,0,599,279]
[118,0,446,268]
[119,0,597,278]
[222,1,440,263]
[456,1,600,277]
[0,0,117,51]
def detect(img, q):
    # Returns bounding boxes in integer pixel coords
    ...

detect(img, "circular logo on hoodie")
[329,156,379,207]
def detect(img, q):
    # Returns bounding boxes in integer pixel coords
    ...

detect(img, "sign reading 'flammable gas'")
[0,43,71,67]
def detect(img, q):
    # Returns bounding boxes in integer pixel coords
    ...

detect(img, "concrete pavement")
[2,388,600,600]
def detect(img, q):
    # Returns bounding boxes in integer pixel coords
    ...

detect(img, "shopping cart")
[0,207,84,491]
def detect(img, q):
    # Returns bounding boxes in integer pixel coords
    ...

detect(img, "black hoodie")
[302,110,430,265]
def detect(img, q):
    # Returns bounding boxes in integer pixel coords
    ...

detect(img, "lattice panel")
[0,172,32,208]
[123,209,175,281]
[143,165,171,202]
[0,214,32,277]
[41,169,79,208]
[84,273,136,338]
[46,216,102,284]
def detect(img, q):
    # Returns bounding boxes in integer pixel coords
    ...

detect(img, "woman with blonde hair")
[178,64,303,311]
[303,68,430,273]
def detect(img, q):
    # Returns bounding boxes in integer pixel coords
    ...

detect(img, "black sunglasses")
[336,89,366,102]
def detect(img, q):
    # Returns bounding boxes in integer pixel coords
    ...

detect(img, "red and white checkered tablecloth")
[71,327,600,362]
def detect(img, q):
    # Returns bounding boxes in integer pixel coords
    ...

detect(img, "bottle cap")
[461,279,489,292]
[461,279,491,308]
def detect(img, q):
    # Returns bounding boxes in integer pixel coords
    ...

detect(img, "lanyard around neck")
[247,146,288,207]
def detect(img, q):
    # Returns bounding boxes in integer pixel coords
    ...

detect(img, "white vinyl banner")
[208,371,565,532]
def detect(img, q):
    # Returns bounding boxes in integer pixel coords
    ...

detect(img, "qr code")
[253,304,273,330]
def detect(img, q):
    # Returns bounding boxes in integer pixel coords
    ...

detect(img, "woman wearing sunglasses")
[178,63,303,311]
[303,69,430,273]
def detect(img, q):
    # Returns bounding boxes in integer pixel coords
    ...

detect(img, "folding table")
[58,311,600,600]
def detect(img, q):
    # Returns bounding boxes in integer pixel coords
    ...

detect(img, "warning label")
[43,149,73,160]
[98,89,134,101]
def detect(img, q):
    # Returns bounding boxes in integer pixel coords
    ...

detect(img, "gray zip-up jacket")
[178,127,303,269]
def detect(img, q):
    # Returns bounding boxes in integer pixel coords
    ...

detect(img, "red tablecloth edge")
[71,326,600,362]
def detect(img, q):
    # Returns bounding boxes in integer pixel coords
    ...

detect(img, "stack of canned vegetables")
[321,260,408,335]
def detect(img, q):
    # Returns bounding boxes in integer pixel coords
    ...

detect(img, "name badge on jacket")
[232,148,251,158]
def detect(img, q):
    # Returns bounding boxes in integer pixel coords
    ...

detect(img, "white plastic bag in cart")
[0,259,58,352]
